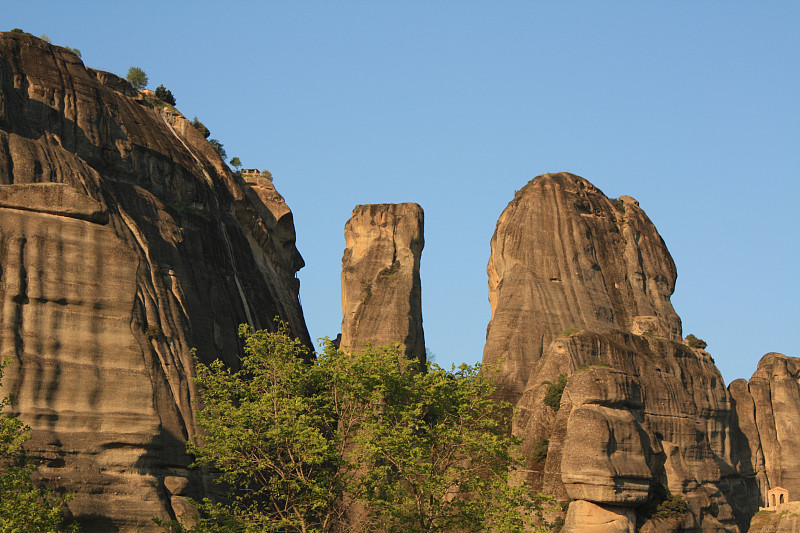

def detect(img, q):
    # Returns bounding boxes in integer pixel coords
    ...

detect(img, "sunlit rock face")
[483,173,753,531]
[0,31,308,531]
[730,353,800,511]
[340,202,425,362]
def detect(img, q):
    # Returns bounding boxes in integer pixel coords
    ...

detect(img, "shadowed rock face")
[484,173,681,405]
[483,173,750,531]
[340,203,425,362]
[729,353,800,510]
[0,32,308,531]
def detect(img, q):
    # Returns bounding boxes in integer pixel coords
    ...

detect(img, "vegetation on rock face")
[559,328,579,337]
[126,66,148,91]
[229,157,241,171]
[190,117,210,139]
[653,494,688,519]
[685,334,707,350]
[544,374,568,411]
[154,84,176,106]
[175,324,552,532]
[531,438,549,462]
[208,139,226,160]
[0,361,78,532]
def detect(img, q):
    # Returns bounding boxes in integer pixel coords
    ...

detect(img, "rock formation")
[484,173,681,405]
[729,353,800,510]
[483,173,749,531]
[340,203,425,361]
[0,31,308,531]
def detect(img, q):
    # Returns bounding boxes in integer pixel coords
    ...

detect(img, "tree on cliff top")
[0,361,78,532]
[178,325,552,532]
[126,66,148,91]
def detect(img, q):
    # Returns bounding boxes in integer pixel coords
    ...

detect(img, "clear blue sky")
[8,1,799,385]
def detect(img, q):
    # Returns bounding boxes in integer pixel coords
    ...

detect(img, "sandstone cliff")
[0,31,308,531]
[483,173,749,531]
[340,203,425,362]
[729,353,800,511]
[484,173,681,405]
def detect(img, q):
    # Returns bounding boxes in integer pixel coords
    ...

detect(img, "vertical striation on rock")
[340,203,425,362]
[484,173,681,405]
[483,173,751,531]
[0,32,308,531]
[730,353,800,511]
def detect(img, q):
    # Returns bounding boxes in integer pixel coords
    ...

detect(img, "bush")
[154,84,176,106]
[39,34,51,43]
[191,117,210,138]
[531,438,549,462]
[685,334,707,350]
[126,66,148,91]
[653,494,688,519]
[544,374,568,411]
[10,28,25,33]
[145,325,162,340]
[559,328,579,337]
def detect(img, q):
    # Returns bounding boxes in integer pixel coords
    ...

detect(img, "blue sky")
[8,1,799,385]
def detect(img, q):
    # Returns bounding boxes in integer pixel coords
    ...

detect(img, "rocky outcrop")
[483,173,749,531]
[748,503,800,533]
[729,353,800,510]
[484,173,681,405]
[340,203,425,361]
[0,31,308,531]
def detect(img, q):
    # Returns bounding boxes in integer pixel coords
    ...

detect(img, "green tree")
[229,157,241,171]
[191,117,210,139]
[39,34,51,44]
[154,84,176,106]
[126,66,148,91]
[180,325,552,533]
[208,139,226,160]
[0,361,78,532]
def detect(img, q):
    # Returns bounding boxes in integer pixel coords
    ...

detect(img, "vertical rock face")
[729,353,800,509]
[484,173,681,404]
[340,203,425,361]
[0,32,308,531]
[483,173,749,531]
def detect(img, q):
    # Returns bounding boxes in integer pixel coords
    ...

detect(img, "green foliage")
[559,328,579,337]
[10,28,25,33]
[0,360,78,532]
[531,438,549,462]
[208,139,226,160]
[191,117,210,139]
[653,494,688,519]
[379,260,400,278]
[126,66,148,91]
[145,325,162,340]
[685,334,707,350]
[64,47,81,58]
[543,374,568,411]
[229,157,241,171]
[181,325,553,532]
[39,34,51,44]
[154,84,176,106]
[260,170,273,182]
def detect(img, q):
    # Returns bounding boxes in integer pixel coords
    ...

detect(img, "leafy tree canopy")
[126,66,148,91]
[176,325,552,533]
[0,361,77,532]
[229,157,241,170]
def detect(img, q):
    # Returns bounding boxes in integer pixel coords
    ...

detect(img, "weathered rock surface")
[0,31,308,531]
[561,500,636,533]
[484,173,681,405]
[748,503,800,533]
[483,173,750,531]
[730,353,800,510]
[340,203,425,361]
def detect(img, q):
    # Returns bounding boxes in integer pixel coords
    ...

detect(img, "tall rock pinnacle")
[340,203,425,361]
[484,172,681,403]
